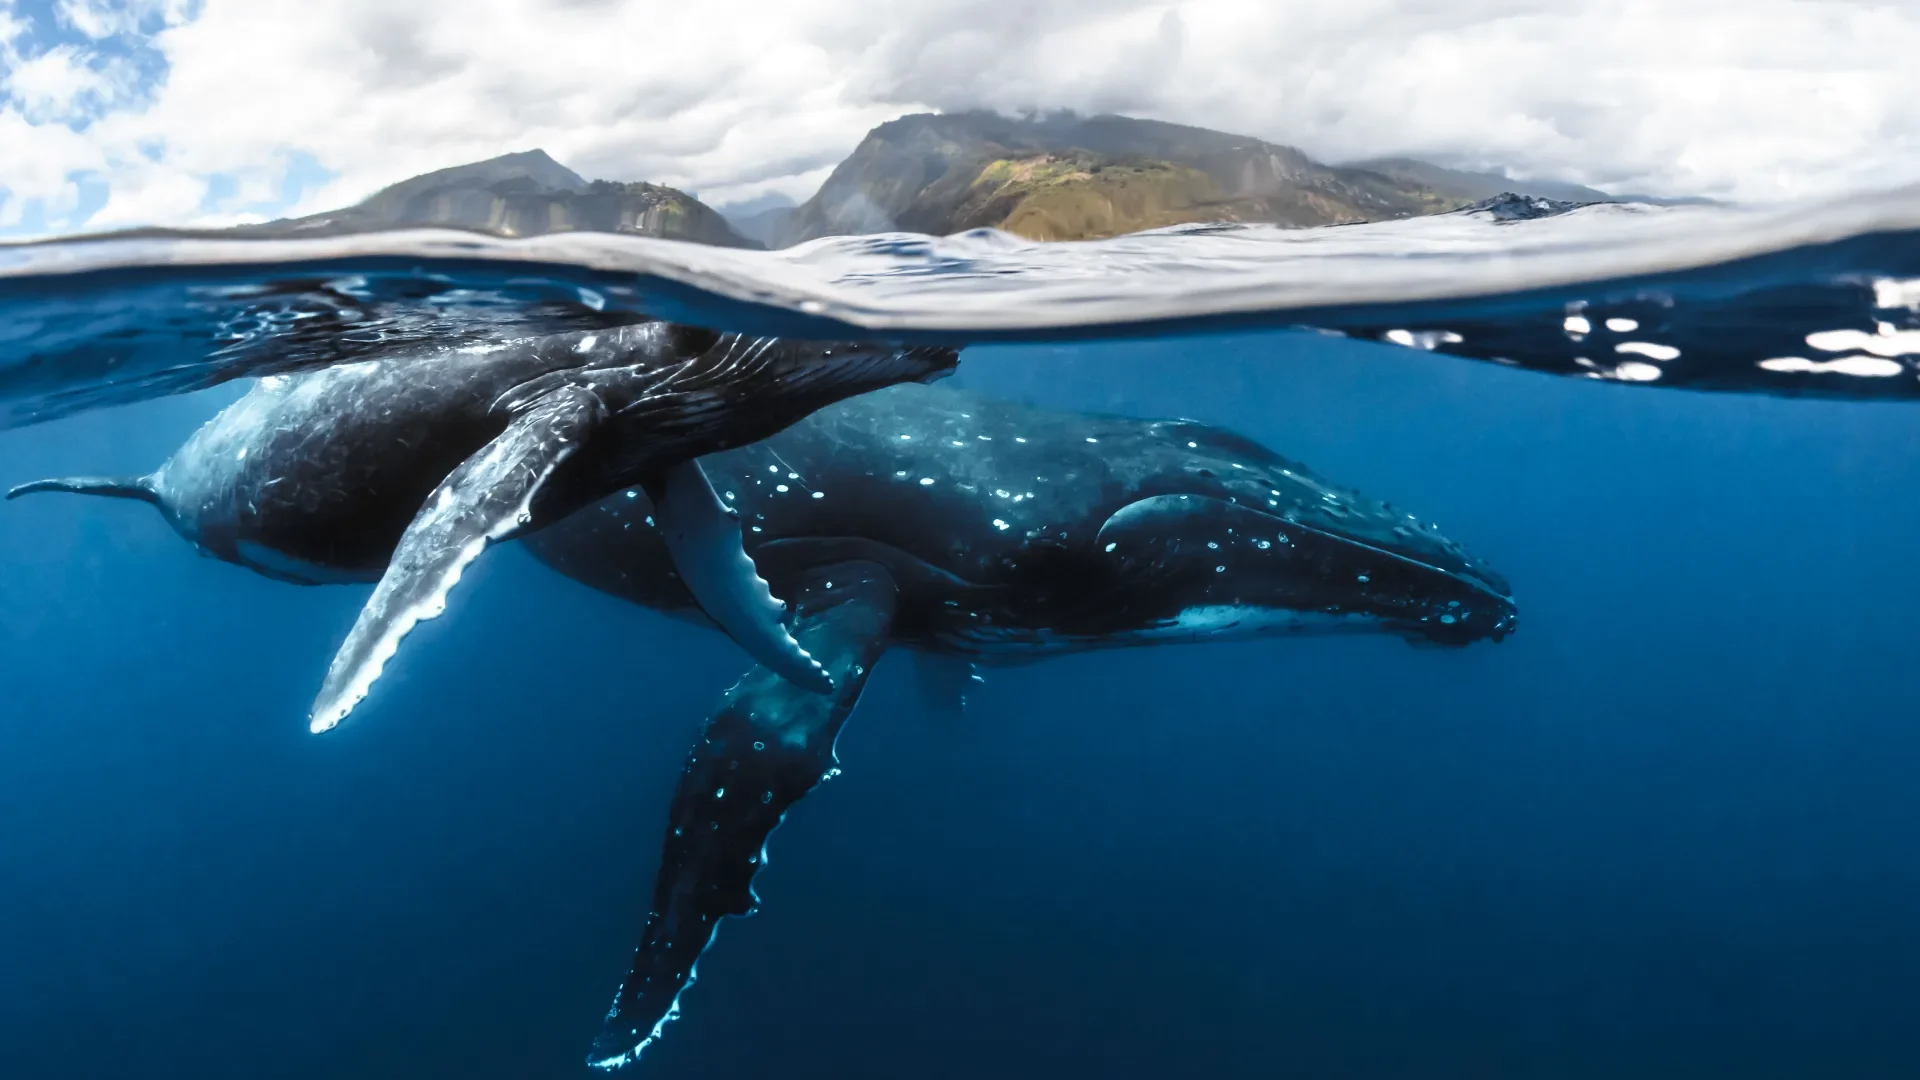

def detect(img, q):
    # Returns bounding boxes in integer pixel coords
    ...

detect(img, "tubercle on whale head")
[758,338,961,392]
[691,336,963,436]
[581,335,962,488]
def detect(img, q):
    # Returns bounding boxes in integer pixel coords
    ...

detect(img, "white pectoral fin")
[308,387,605,733]
[647,459,833,695]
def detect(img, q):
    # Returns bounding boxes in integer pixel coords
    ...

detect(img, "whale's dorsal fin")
[587,559,897,1070]
[644,460,832,695]
[308,385,607,733]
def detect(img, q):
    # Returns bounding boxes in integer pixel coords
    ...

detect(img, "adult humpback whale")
[521,383,1518,1068]
[8,324,958,730]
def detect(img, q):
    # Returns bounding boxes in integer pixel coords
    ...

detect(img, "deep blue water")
[4,331,1919,1078]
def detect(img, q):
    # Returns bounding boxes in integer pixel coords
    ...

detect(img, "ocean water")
[4,199,1920,1078]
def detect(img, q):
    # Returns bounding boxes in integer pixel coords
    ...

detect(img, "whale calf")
[520,383,1517,1067]
[10,324,958,730]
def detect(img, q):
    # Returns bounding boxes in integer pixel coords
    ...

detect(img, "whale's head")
[1089,421,1515,647]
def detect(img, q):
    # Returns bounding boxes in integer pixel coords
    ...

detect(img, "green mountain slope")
[776,112,1629,245]
[235,150,755,247]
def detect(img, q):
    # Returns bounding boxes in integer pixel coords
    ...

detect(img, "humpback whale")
[520,383,1518,1068]
[8,324,958,730]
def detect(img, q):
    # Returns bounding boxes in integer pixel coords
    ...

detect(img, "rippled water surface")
[4,185,1920,428]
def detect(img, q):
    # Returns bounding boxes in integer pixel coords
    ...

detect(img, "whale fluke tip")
[6,475,158,504]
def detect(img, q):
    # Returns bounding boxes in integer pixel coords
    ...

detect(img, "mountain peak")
[364,149,591,207]
[233,148,753,247]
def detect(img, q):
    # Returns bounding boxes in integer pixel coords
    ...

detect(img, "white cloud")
[1,0,1918,237]
[3,42,145,123]
[55,0,192,40]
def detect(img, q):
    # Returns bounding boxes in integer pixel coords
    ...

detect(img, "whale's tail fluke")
[6,475,159,506]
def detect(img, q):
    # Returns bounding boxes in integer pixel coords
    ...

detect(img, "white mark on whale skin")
[1384,328,1465,350]
[1605,317,1639,332]
[1758,355,1904,376]
[1612,361,1664,381]
[1165,606,1377,639]
[1615,341,1680,361]
[1805,325,1920,357]
[1873,278,1920,311]
[1563,315,1592,336]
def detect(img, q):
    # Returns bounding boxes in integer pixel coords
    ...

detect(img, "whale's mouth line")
[1097,496,1513,608]
[1285,521,1513,606]
[1201,501,1513,608]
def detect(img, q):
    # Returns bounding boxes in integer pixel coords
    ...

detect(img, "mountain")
[1342,157,1612,206]
[1347,157,1715,209]
[716,191,799,248]
[222,120,1690,252]
[774,112,1641,246]
[235,149,756,247]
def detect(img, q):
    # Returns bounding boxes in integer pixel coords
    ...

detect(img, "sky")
[1,0,1917,239]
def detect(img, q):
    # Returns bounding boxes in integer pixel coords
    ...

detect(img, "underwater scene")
[5,4,1920,1078]
[6,238,1920,1077]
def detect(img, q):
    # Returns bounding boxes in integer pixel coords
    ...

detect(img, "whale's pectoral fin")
[587,559,897,1070]
[645,459,833,695]
[308,385,607,734]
